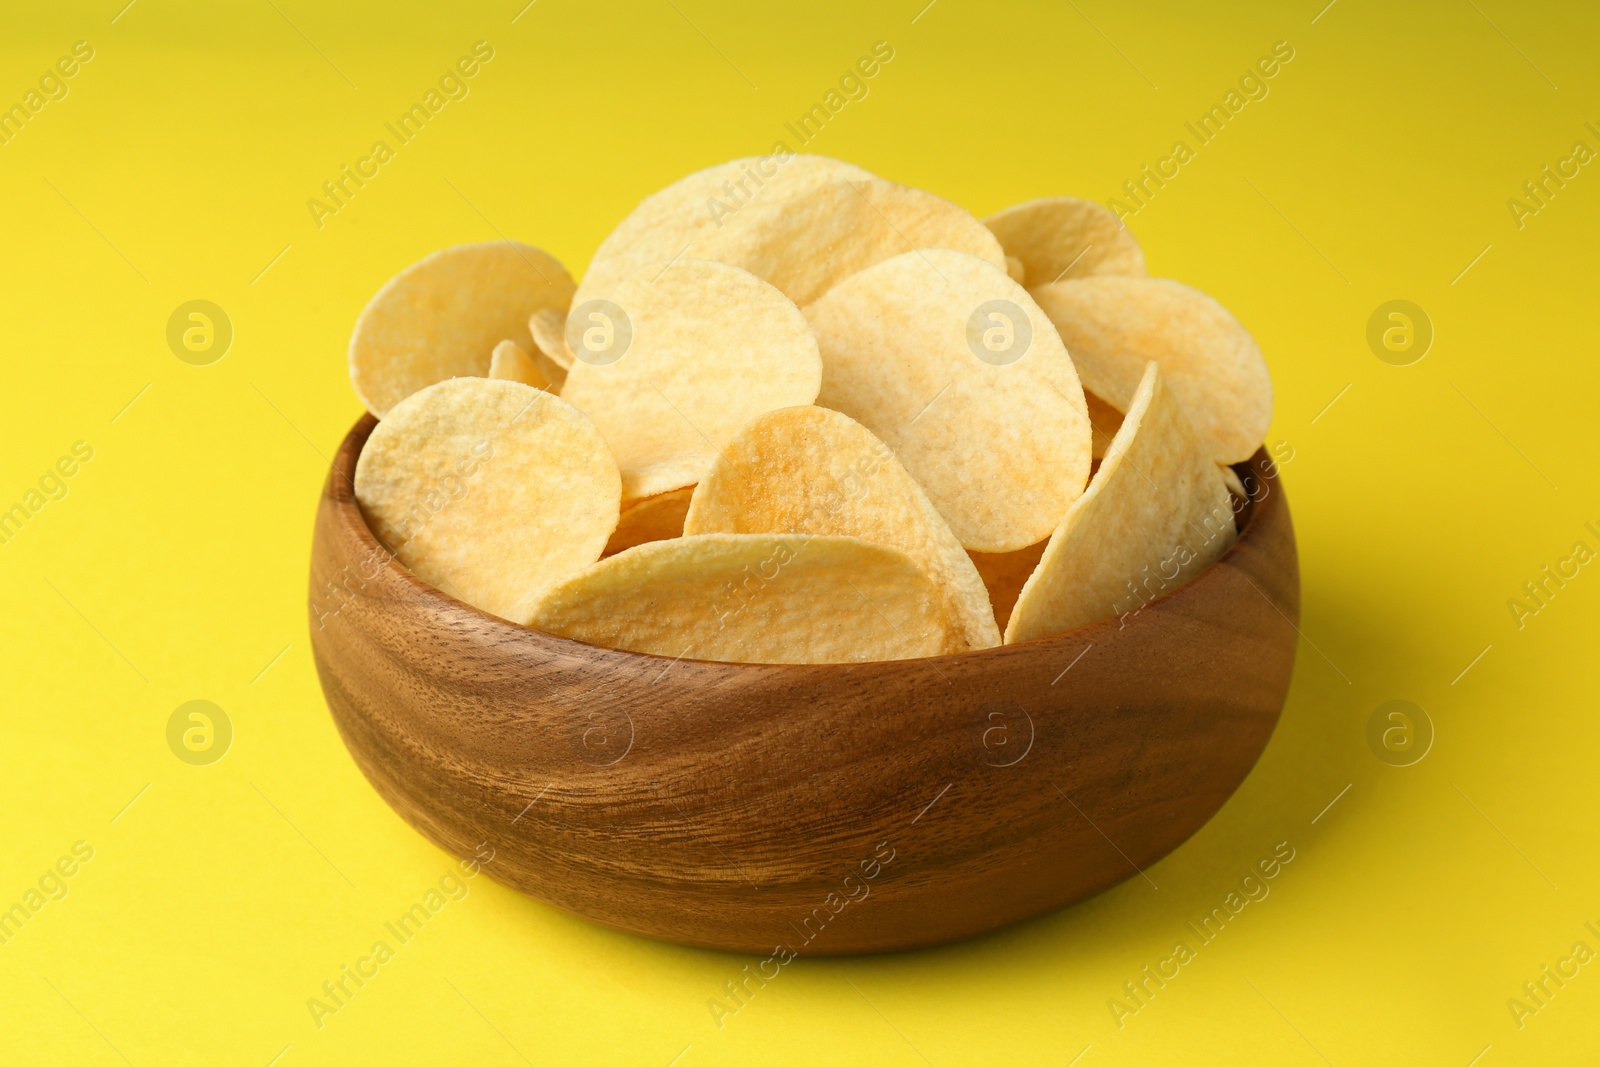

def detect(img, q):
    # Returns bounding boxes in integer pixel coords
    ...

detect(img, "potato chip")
[1005,255,1026,284]
[1086,389,1124,459]
[354,378,620,625]
[1220,463,1247,499]
[805,249,1092,553]
[526,533,961,664]
[528,307,573,371]
[621,454,714,504]
[570,155,872,312]
[1030,276,1272,464]
[523,309,571,390]
[1005,362,1236,643]
[702,178,1008,307]
[534,357,568,392]
[488,339,549,390]
[683,405,1000,649]
[605,486,693,557]
[349,242,573,416]
[983,196,1145,284]
[968,541,1047,631]
[559,259,822,499]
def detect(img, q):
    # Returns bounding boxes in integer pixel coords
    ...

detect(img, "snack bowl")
[309,414,1298,955]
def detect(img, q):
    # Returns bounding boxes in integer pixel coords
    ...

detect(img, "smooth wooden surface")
[309,415,1300,955]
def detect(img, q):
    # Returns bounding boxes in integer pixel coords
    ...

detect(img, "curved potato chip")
[489,339,549,390]
[1086,389,1124,459]
[684,406,999,649]
[1005,255,1026,284]
[528,307,573,371]
[350,242,574,416]
[571,155,872,311]
[984,196,1145,284]
[1030,276,1272,464]
[524,309,570,390]
[605,486,693,557]
[806,249,1092,553]
[702,178,1008,307]
[559,259,822,496]
[968,541,1047,631]
[622,453,714,504]
[526,533,961,664]
[354,378,620,625]
[1006,362,1236,643]
[1220,463,1246,499]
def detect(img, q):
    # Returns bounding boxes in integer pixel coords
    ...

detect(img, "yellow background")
[3,0,1597,1063]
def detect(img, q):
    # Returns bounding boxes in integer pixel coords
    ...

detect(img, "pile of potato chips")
[348,154,1272,664]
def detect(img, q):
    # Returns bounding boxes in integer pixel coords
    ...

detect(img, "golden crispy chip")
[570,155,872,312]
[702,178,1008,307]
[488,340,550,390]
[983,196,1145,284]
[1005,362,1236,643]
[621,454,713,504]
[1220,463,1246,499]
[528,307,573,371]
[1086,389,1124,460]
[524,309,570,390]
[534,357,568,392]
[684,406,1000,649]
[354,378,620,624]
[527,533,961,664]
[806,249,1092,552]
[1005,255,1026,284]
[349,242,574,416]
[559,259,822,499]
[605,486,693,557]
[968,541,1047,632]
[1030,276,1272,464]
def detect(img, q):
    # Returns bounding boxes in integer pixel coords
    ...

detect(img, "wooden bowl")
[309,415,1299,955]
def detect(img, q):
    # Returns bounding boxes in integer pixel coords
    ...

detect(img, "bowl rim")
[322,412,1283,670]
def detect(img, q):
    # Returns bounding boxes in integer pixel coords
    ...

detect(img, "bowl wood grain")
[310,414,1298,954]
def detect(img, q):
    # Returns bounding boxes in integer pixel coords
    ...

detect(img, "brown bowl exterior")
[309,415,1298,955]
